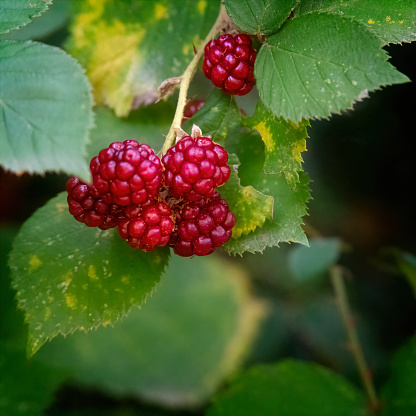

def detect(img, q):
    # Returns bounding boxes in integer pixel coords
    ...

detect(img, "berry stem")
[330,265,380,413]
[160,4,227,156]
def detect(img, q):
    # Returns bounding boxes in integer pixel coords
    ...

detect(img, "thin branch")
[330,265,380,413]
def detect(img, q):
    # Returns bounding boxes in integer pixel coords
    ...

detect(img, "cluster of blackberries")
[67,135,236,257]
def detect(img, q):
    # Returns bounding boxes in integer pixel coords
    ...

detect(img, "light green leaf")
[206,360,369,416]
[224,0,298,35]
[0,0,51,34]
[218,154,274,239]
[0,40,93,179]
[88,103,173,160]
[36,255,266,408]
[382,334,416,416]
[0,342,66,416]
[255,13,409,122]
[295,0,416,45]
[288,237,342,282]
[0,0,70,41]
[182,88,241,145]
[9,193,170,357]
[224,132,310,256]
[67,0,220,116]
[244,100,309,188]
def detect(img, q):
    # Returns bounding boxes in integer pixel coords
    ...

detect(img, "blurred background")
[1,2,415,415]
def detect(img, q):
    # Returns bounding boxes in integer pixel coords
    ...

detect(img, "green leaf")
[206,360,368,416]
[218,154,274,239]
[67,0,220,116]
[224,0,298,35]
[88,103,173,160]
[182,89,241,145]
[395,251,416,297]
[382,334,416,416]
[0,0,70,41]
[9,192,170,357]
[295,0,416,45]
[244,100,309,188]
[0,40,93,179]
[0,342,66,416]
[0,0,51,34]
[288,237,342,282]
[37,255,266,408]
[224,132,310,255]
[255,13,410,122]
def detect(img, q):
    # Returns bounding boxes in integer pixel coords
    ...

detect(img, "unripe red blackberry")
[203,33,256,96]
[66,177,124,230]
[182,99,205,124]
[118,198,175,252]
[169,193,236,257]
[90,140,163,206]
[162,135,231,202]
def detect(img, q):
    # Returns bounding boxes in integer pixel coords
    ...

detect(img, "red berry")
[203,33,257,96]
[182,99,205,123]
[162,136,231,202]
[169,193,236,257]
[66,177,124,230]
[118,198,174,252]
[90,140,163,206]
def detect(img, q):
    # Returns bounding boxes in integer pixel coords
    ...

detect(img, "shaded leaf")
[182,88,241,145]
[67,0,220,116]
[0,40,93,179]
[224,0,298,35]
[382,334,416,416]
[295,0,416,45]
[255,13,409,122]
[0,342,66,416]
[0,0,51,34]
[206,360,368,416]
[224,131,310,256]
[244,100,309,188]
[88,103,173,160]
[395,251,416,297]
[218,154,274,239]
[37,255,266,408]
[288,237,342,282]
[9,193,169,356]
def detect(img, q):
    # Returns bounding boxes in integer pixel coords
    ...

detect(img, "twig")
[330,265,380,413]
[160,4,227,156]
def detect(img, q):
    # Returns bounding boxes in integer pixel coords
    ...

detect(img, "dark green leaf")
[206,360,368,416]
[182,88,241,145]
[224,131,310,256]
[67,0,220,116]
[218,154,274,239]
[0,40,93,179]
[224,0,299,35]
[0,0,70,41]
[0,0,51,34]
[295,0,416,45]
[0,342,66,416]
[37,255,266,408]
[288,237,342,282]
[396,251,416,297]
[9,192,170,356]
[88,103,173,160]
[382,334,416,416]
[255,13,409,122]
[244,100,309,188]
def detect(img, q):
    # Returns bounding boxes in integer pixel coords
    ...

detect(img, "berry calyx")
[169,193,236,257]
[90,140,163,206]
[162,135,231,202]
[203,33,256,96]
[66,177,124,230]
[118,198,175,252]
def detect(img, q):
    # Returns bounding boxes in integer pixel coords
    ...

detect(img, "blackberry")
[90,140,163,206]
